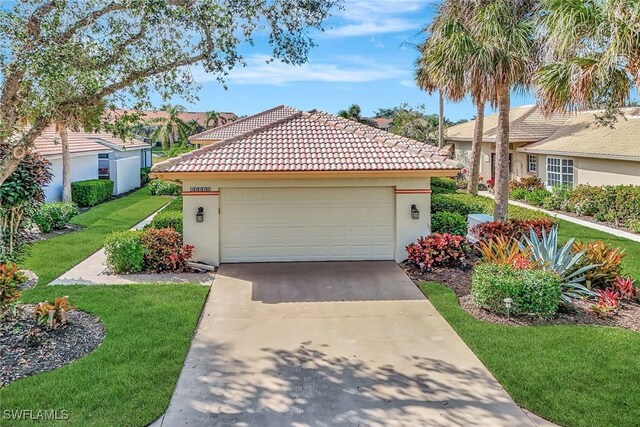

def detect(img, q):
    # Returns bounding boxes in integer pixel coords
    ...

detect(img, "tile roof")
[153,106,461,173]
[520,107,640,161]
[112,109,238,128]
[188,105,300,141]
[447,105,570,143]
[34,126,149,158]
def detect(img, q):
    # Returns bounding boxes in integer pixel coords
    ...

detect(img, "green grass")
[420,282,640,427]
[0,285,209,427]
[23,188,170,286]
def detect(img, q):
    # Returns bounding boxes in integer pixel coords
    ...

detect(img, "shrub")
[431,194,485,217]
[542,185,573,211]
[570,185,606,217]
[32,202,80,233]
[571,241,625,290]
[148,210,183,234]
[104,230,145,273]
[432,211,466,236]
[525,188,551,207]
[406,233,471,271]
[509,176,544,191]
[0,262,25,319]
[613,276,637,300]
[472,264,562,318]
[34,296,73,328]
[140,228,193,272]
[0,144,52,263]
[509,188,528,201]
[431,177,457,194]
[71,179,114,207]
[140,167,151,186]
[163,196,183,213]
[626,218,640,233]
[478,236,533,269]
[148,179,181,196]
[472,218,556,241]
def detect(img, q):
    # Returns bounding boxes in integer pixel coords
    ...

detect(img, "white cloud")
[325,0,427,37]
[400,79,417,88]
[192,55,408,85]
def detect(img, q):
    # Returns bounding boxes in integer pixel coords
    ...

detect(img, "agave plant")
[519,226,597,303]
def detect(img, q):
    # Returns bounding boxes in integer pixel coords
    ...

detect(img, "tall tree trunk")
[60,125,72,202]
[467,101,485,195]
[494,86,511,221]
[438,91,444,149]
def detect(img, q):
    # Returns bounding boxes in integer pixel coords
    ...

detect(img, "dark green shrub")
[472,263,562,318]
[104,230,144,273]
[431,177,457,194]
[509,188,528,201]
[32,202,80,233]
[148,210,183,234]
[0,144,52,263]
[525,188,551,207]
[431,194,485,216]
[140,167,151,186]
[432,211,467,236]
[71,179,114,207]
[148,179,181,196]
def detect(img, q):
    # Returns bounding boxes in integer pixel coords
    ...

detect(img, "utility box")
[467,213,494,243]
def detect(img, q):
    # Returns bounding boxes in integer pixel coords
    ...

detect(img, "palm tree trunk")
[438,91,444,149]
[467,101,485,195]
[60,125,72,203]
[494,86,510,221]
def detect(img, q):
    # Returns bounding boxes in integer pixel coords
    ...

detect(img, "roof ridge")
[153,108,302,172]
[188,105,291,142]
[301,110,461,168]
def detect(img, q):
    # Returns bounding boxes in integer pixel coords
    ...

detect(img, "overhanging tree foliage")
[0,0,339,185]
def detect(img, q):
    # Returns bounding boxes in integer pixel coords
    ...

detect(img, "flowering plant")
[406,233,472,271]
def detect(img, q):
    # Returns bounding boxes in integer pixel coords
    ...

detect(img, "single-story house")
[152,105,460,265]
[34,126,152,202]
[447,105,640,187]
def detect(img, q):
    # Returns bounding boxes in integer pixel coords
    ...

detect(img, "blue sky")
[165,0,536,122]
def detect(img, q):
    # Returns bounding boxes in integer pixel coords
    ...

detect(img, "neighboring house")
[34,126,152,202]
[153,105,461,266]
[447,105,640,187]
[372,117,393,131]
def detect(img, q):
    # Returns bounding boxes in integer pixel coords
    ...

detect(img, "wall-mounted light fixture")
[196,207,204,223]
[411,204,420,220]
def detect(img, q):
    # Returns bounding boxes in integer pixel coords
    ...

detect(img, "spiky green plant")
[519,226,596,302]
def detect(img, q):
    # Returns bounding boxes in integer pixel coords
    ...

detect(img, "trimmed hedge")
[432,211,467,236]
[71,179,114,207]
[472,263,562,318]
[432,193,549,221]
[148,179,181,196]
[32,202,80,233]
[147,210,183,234]
[104,230,145,273]
[431,177,458,194]
[140,167,151,186]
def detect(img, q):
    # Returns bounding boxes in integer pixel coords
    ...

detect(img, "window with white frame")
[527,154,537,173]
[546,157,574,187]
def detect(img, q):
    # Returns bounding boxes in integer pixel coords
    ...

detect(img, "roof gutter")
[518,148,640,162]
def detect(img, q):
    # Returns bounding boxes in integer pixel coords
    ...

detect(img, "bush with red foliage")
[139,228,193,273]
[613,276,637,300]
[472,218,556,241]
[406,233,472,271]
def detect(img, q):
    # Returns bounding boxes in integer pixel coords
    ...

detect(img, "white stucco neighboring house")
[152,105,461,265]
[34,126,152,202]
[447,105,640,188]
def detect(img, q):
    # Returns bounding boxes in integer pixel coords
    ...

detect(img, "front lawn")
[23,187,170,286]
[420,282,640,427]
[0,284,208,427]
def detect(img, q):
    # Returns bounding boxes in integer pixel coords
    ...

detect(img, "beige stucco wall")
[535,155,640,187]
[182,177,433,265]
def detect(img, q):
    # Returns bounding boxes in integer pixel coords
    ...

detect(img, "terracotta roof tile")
[33,126,149,157]
[154,106,461,173]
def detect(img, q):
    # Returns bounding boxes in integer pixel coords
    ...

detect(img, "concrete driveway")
[157,262,544,426]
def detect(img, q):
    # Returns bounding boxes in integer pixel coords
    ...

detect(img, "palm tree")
[337,104,375,126]
[205,110,228,128]
[534,0,639,124]
[415,0,493,196]
[150,104,193,149]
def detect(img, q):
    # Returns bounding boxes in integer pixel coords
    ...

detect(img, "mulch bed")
[400,261,640,333]
[27,223,84,243]
[0,305,105,387]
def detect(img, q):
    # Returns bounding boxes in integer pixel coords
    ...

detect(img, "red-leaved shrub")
[406,233,471,271]
[472,218,556,241]
[613,276,637,300]
[140,228,193,273]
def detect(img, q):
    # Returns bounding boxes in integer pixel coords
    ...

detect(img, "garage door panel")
[220,187,395,262]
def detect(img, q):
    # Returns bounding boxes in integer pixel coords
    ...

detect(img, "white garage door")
[220,187,395,262]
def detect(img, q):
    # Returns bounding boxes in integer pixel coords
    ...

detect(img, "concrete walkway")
[480,191,640,243]
[155,262,552,426]
[50,204,214,286]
